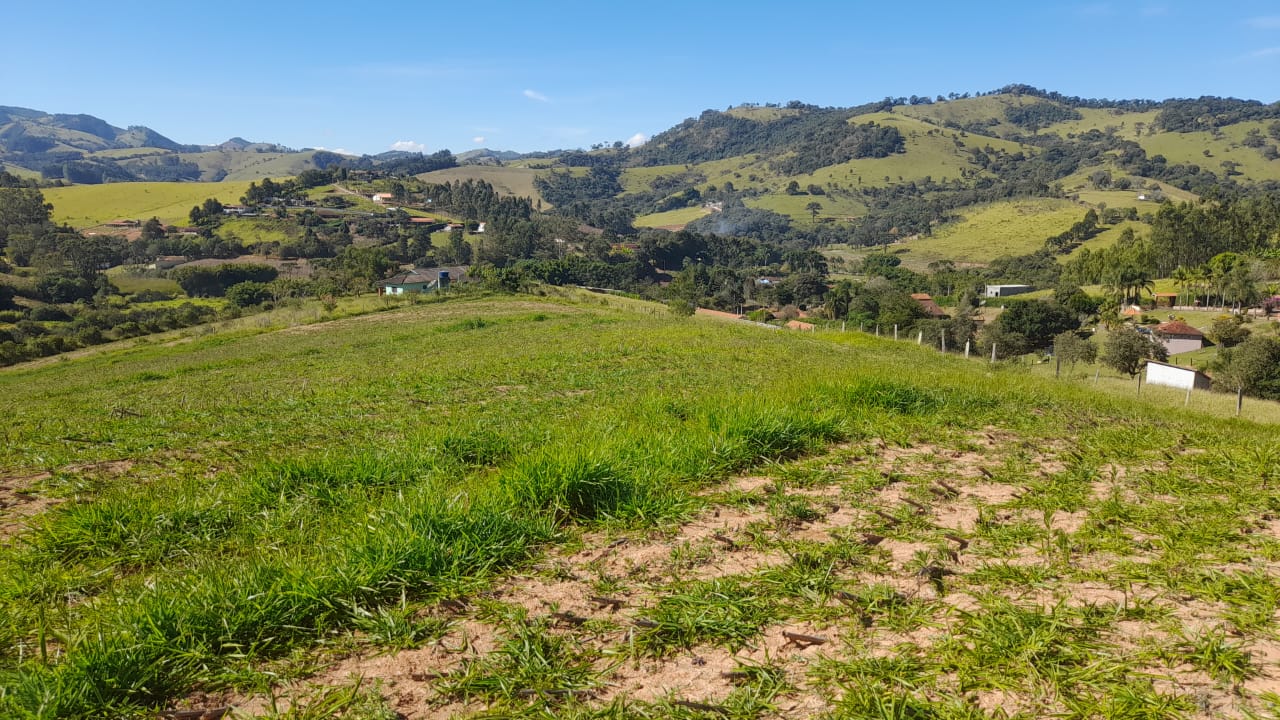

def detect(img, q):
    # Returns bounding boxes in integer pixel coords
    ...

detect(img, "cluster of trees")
[771,122,906,175]
[171,263,279,297]
[240,170,337,206]
[1148,196,1280,275]
[628,103,887,167]
[0,298,221,367]
[1155,97,1280,132]
[1004,101,1083,130]
[534,167,624,207]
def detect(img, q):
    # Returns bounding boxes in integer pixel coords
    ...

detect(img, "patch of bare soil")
[1,459,137,539]
[0,472,55,538]
[212,429,1273,720]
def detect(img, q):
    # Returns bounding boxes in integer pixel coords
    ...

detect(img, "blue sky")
[4,1,1280,155]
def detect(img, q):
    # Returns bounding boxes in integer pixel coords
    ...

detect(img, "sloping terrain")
[42,180,257,226]
[417,166,551,207]
[1,293,1278,719]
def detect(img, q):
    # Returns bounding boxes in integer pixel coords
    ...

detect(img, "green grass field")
[43,181,259,227]
[3,291,1280,718]
[1045,107,1162,142]
[416,166,551,207]
[634,206,712,228]
[824,199,1088,272]
[170,149,319,182]
[2,163,42,179]
[745,192,867,223]
[104,266,184,295]
[1136,121,1280,183]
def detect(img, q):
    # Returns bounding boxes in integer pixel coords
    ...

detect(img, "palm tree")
[1171,265,1193,306]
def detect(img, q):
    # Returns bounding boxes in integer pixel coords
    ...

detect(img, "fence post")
[941,330,947,353]
[990,344,997,363]
[965,340,971,358]
[918,331,924,345]
[894,324,898,341]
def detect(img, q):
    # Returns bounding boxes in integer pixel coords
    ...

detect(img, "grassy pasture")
[2,292,1280,718]
[745,192,867,223]
[43,181,258,227]
[1046,107,1162,141]
[416,166,550,206]
[1138,121,1280,183]
[104,266,183,295]
[824,199,1087,272]
[1,164,41,179]
[171,149,317,182]
[634,206,711,228]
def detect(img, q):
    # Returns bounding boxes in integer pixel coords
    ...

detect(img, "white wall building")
[1145,360,1212,391]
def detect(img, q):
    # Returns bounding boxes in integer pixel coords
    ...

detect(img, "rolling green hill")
[43,181,258,227]
[416,165,551,206]
[2,292,1279,718]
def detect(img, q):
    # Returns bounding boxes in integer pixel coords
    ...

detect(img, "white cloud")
[472,136,486,144]
[625,133,649,148]
[1249,16,1280,29]
[315,146,356,156]
[523,89,550,103]
[390,140,427,153]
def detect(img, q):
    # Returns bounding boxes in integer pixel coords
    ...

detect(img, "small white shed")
[1145,360,1211,391]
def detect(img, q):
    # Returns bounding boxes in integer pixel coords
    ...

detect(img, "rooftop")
[1154,320,1205,337]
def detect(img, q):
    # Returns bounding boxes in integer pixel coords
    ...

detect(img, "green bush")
[225,281,273,307]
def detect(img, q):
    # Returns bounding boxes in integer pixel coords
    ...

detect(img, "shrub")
[225,281,273,307]
[130,289,175,303]
[29,305,71,322]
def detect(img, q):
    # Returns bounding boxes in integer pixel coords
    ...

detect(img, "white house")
[1145,360,1212,391]
[371,193,395,204]
[376,266,469,295]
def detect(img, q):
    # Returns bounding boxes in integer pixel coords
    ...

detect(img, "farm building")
[984,284,1034,298]
[1145,360,1212,391]
[1153,320,1205,355]
[377,266,469,295]
[149,255,187,270]
[371,193,395,204]
[911,293,948,319]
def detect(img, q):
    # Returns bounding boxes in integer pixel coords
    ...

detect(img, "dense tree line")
[628,103,884,167]
[1148,197,1280,275]
[1003,101,1082,130]
[533,167,624,206]
[422,179,534,224]
[771,122,905,175]
[1155,97,1280,132]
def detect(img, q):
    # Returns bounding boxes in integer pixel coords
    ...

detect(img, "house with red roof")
[910,293,948,319]
[1153,320,1205,355]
